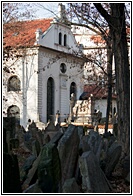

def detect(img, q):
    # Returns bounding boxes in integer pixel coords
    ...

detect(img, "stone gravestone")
[32,139,41,157]
[104,141,122,178]
[28,121,38,139]
[45,121,58,139]
[87,130,102,154]
[3,117,16,138]
[79,151,111,193]
[23,181,43,193]
[57,124,80,189]
[3,128,8,153]
[62,178,81,193]
[20,154,37,185]
[22,153,41,191]
[3,153,22,193]
[38,143,61,193]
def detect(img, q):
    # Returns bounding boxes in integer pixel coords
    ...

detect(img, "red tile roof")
[82,84,117,99]
[3,18,53,48]
[90,35,106,44]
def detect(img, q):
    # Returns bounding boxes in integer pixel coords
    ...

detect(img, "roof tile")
[3,18,53,48]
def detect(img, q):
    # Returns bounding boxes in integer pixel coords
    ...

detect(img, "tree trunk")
[111,4,130,156]
[105,47,113,133]
[94,3,130,156]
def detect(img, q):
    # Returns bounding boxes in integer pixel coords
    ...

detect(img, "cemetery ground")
[3,118,130,193]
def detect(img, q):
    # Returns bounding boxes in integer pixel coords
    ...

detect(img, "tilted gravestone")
[87,130,102,155]
[57,124,80,189]
[22,153,41,191]
[79,151,111,193]
[81,131,101,152]
[104,141,122,178]
[62,178,81,193]
[23,181,43,193]
[32,139,41,157]
[38,142,61,193]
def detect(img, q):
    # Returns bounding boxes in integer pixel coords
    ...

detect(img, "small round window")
[60,63,67,73]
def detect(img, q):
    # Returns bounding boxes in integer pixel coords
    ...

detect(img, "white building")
[71,25,117,121]
[3,4,85,128]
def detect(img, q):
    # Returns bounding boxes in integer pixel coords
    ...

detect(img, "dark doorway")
[47,77,55,122]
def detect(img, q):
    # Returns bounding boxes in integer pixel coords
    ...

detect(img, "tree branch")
[93,3,113,27]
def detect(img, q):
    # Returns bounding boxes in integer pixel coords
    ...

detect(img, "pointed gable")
[3,18,53,48]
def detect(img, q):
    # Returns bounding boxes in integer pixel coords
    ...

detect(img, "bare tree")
[3,3,35,24]
[67,3,130,156]
[94,3,130,157]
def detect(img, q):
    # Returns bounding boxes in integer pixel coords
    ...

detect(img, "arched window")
[60,63,67,73]
[47,77,55,122]
[70,82,77,99]
[7,75,21,92]
[59,32,62,45]
[64,34,67,46]
[113,107,116,115]
[7,105,20,123]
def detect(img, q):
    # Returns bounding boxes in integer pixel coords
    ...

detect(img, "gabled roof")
[3,18,53,48]
[79,84,117,100]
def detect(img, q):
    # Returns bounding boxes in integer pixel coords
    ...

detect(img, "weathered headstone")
[81,130,102,156]
[23,181,43,193]
[3,153,22,193]
[87,130,102,154]
[45,121,56,132]
[3,117,16,138]
[17,126,25,145]
[36,130,43,147]
[62,178,81,193]
[20,155,36,184]
[105,141,122,178]
[42,133,50,145]
[79,151,111,193]
[22,155,36,173]
[32,139,41,157]
[49,130,63,146]
[10,138,19,149]
[81,135,90,153]
[22,153,41,190]
[77,126,84,139]
[3,128,8,153]
[28,121,38,138]
[38,143,61,193]
[57,124,80,189]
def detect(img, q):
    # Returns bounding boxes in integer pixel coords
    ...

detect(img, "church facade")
[3,6,85,128]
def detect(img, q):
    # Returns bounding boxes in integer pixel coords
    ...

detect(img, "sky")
[31,2,68,19]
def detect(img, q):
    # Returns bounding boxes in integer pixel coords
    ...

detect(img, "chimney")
[58,3,67,22]
[35,29,42,45]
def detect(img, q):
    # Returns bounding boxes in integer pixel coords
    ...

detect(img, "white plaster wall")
[94,99,107,117]
[3,48,39,128]
[94,98,117,118]
[39,23,79,54]
[23,49,39,126]
[38,47,84,123]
